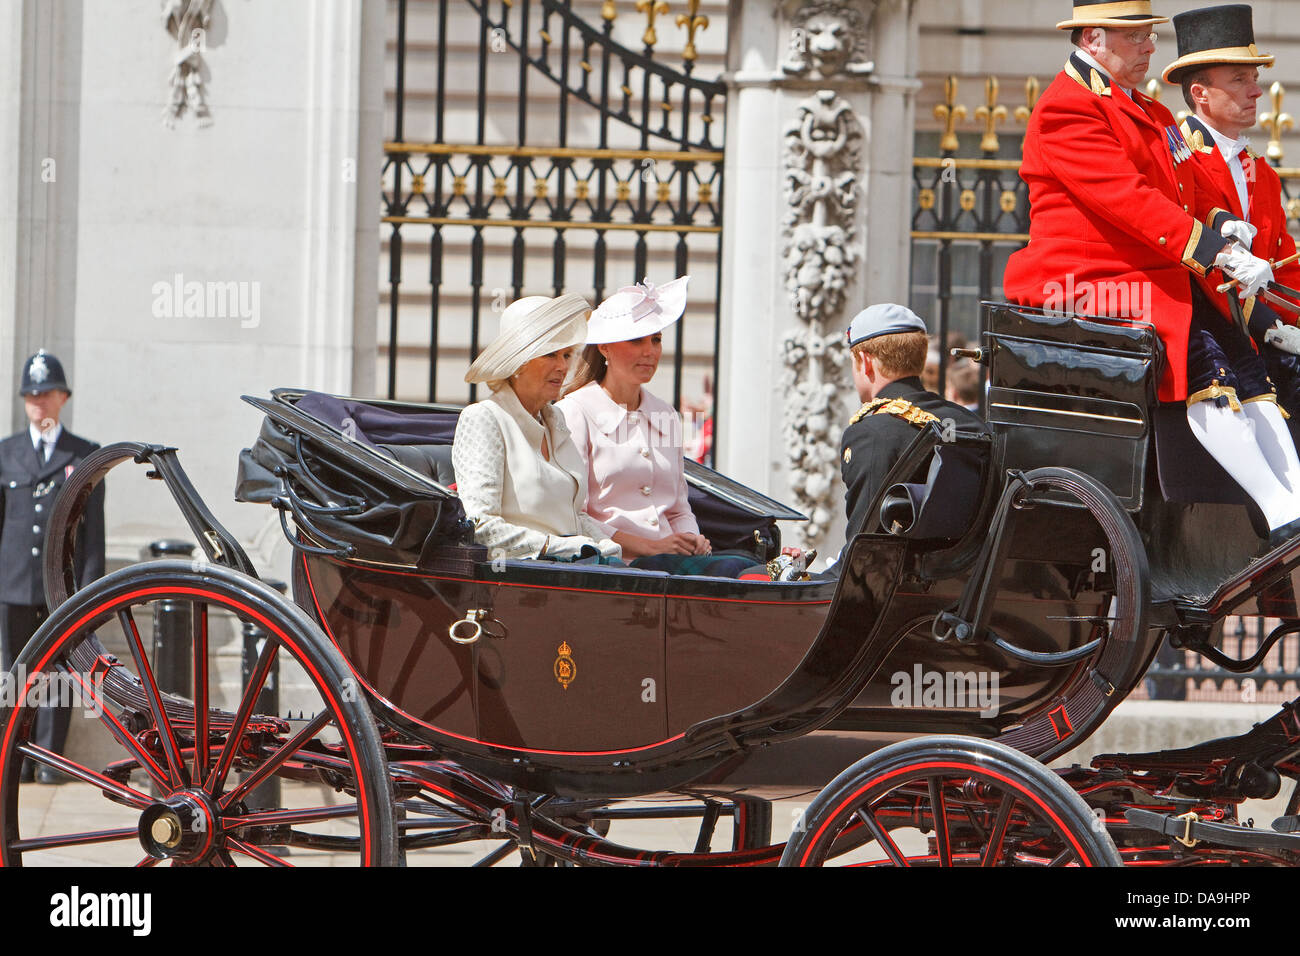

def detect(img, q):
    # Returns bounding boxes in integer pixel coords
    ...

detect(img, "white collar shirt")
[1076,49,1134,98]
[29,422,62,461]
[1201,119,1252,221]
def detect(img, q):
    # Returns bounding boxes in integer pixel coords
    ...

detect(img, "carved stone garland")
[781,88,863,545]
[162,0,215,127]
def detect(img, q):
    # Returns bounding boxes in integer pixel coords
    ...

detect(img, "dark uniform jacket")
[840,377,987,547]
[0,429,105,606]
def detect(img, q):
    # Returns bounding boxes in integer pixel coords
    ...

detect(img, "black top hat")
[1057,1,1169,30]
[1163,5,1273,83]
[19,350,70,396]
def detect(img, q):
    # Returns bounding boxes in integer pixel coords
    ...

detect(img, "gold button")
[1159,237,1167,245]
[1183,204,1189,211]
[640,447,650,458]
[1179,183,1185,191]
[844,447,853,464]
[640,486,652,496]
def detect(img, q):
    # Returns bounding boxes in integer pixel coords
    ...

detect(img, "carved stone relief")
[162,0,215,127]
[782,1,876,79]
[780,89,864,545]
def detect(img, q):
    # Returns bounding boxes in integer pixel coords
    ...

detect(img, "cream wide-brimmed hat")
[585,276,690,345]
[464,293,591,385]
[1056,0,1168,30]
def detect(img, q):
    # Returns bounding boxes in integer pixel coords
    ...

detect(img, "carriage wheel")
[781,737,1120,867]
[0,561,396,866]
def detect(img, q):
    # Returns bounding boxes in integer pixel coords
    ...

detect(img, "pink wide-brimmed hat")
[585,276,690,345]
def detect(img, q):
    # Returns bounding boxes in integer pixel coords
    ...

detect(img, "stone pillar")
[0,0,85,432]
[718,0,920,554]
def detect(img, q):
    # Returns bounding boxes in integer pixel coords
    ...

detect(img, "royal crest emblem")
[28,354,49,384]
[554,641,576,690]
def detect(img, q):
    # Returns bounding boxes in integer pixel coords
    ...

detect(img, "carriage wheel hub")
[138,791,218,862]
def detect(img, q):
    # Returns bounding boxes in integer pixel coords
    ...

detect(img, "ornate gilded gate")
[383,0,726,456]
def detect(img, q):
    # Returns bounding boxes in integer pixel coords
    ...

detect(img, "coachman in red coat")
[1165,4,1300,415]
[1004,1,1300,544]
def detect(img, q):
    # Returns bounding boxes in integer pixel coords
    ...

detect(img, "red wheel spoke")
[65,670,171,791]
[12,827,138,852]
[981,792,1017,867]
[118,608,189,789]
[17,743,152,809]
[204,636,278,795]
[1048,848,1074,867]
[854,807,909,867]
[218,710,331,811]
[193,602,210,783]
[222,804,360,830]
[928,777,952,867]
[136,856,160,868]
[227,838,293,867]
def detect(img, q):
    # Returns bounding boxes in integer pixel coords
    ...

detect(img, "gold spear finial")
[636,0,670,48]
[975,76,1008,153]
[1145,78,1162,101]
[935,75,968,153]
[1261,82,1293,164]
[676,0,709,62]
[1015,76,1040,126]
[601,0,617,21]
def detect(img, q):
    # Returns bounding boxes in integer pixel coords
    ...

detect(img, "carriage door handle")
[449,609,507,644]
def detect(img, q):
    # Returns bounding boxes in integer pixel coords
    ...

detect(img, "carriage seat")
[285,391,789,566]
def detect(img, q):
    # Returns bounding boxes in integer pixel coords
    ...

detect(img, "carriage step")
[1124,808,1300,852]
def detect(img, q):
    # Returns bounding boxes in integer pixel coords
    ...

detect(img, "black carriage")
[2,302,1299,866]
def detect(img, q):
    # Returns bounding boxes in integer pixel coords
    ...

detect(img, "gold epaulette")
[849,397,940,429]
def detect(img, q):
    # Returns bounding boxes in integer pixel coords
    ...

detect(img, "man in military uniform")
[0,351,105,783]
[838,304,986,551]
[1168,4,1300,416]
[1003,0,1300,545]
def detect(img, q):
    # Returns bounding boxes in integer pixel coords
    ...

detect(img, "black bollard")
[144,540,196,697]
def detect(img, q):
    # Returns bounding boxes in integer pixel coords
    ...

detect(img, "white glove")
[1265,320,1300,356]
[595,538,622,560]
[542,535,602,559]
[1220,219,1258,248]
[1216,244,1274,299]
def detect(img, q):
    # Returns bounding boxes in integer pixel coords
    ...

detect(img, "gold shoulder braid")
[849,397,940,429]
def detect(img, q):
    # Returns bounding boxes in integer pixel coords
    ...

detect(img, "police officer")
[0,351,105,783]
[839,304,987,552]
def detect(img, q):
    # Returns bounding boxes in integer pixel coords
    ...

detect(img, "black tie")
[35,437,49,465]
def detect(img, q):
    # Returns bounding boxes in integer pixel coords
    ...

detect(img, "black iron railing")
[383,0,725,460]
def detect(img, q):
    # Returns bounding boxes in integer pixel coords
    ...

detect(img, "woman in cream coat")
[451,294,621,562]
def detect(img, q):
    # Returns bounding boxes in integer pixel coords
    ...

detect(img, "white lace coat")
[451,387,613,558]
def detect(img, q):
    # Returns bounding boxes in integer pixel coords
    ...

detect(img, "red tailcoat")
[1003,53,1228,401]
[1179,115,1300,332]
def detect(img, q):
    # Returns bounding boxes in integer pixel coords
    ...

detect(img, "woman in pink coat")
[559,277,739,573]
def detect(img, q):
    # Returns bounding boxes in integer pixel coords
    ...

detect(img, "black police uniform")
[840,376,987,547]
[0,353,105,764]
